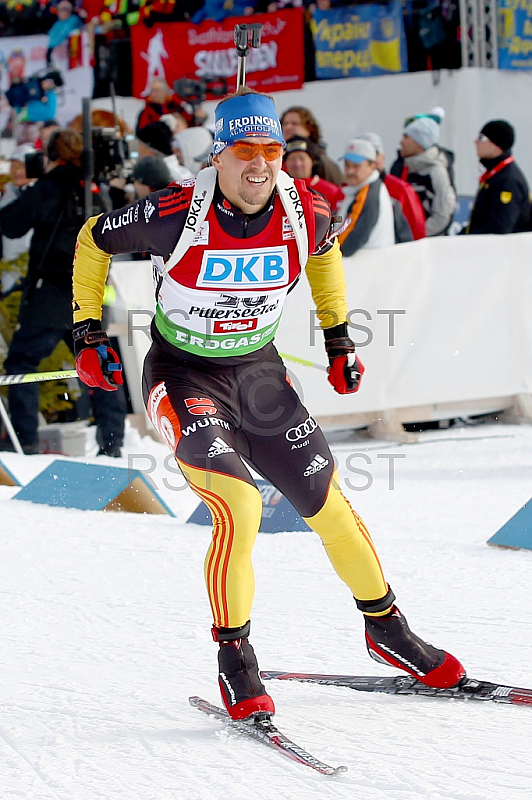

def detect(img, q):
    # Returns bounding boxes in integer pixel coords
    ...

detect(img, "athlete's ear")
[212,153,222,172]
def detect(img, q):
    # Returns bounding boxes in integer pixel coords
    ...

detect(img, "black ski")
[260,671,532,706]
[189,695,348,776]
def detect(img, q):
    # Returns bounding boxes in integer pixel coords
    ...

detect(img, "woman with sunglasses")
[71,87,466,722]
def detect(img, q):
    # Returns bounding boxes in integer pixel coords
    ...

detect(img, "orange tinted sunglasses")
[227,140,284,161]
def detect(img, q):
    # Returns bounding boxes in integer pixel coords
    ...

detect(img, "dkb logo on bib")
[198,247,289,289]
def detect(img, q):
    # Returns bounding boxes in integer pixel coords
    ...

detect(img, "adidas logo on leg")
[304,454,329,476]
[207,437,235,458]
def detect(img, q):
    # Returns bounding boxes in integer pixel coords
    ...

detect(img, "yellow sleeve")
[304,238,348,329]
[72,216,112,323]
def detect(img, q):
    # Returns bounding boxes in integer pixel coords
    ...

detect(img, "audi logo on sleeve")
[285,417,317,441]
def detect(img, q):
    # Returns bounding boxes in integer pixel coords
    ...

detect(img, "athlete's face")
[214,137,282,214]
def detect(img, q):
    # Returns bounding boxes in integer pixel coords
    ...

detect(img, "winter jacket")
[0,181,34,261]
[466,152,530,235]
[0,163,101,291]
[401,146,456,236]
[300,174,344,213]
[336,170,395,256]
[382,173,426,239]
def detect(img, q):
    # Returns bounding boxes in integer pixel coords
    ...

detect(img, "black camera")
[5,69,64,110]
[174,76,227,108]
[24,151,47,180]
[91,127,134,184]
[24,127,134,185]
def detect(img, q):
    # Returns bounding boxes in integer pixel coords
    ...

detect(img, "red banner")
[131,9,304,100]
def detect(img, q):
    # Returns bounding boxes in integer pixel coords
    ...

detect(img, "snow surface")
[1,420,532,800]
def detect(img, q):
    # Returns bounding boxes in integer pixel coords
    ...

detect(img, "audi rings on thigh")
[285,416,318,442]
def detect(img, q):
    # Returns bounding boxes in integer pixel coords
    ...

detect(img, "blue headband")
[213,94,284,155]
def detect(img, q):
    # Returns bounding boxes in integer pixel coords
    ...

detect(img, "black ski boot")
[364,605,466,688]
[213,622,275,720]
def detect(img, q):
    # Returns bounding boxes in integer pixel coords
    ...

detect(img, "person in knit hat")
[136,121,193,182]
[391,116,456,236]
[464,119,530,235]
[282,135,344,212]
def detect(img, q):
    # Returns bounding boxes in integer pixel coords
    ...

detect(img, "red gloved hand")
[324,323,365,394]
[73,319,123,392]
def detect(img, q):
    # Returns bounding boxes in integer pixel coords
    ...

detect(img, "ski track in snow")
[1,423,532,799]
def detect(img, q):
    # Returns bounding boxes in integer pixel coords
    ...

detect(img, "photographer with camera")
[0,129,127,456]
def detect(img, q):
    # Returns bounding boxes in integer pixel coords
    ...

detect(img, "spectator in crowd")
[192,0,258,23]
[335,138,395,256]
[359,131,426,240]
[0,129,127,456]
[280,105,344,186]
[46,0,84,65]
[136,78,192,132]
[35,119,61,151]
[0,0,53,36]
[0,143,37,265]
[393,116,455,236]
[282,135,343,212]
[173,126,214,177]
[464,120,530,235]
[255,1,303,9]
[391,108,456,191]
[159,112,189,138]
[131,156,171,197]
[141,0,203,25]
[25,75,60,124]
[136,121,194,182]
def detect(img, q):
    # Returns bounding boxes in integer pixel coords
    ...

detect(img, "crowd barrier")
[110,232,532,433]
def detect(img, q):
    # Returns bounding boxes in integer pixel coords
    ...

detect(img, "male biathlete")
[72,88,466,720]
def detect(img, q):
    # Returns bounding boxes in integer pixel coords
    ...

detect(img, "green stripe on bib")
[155,305,280,357]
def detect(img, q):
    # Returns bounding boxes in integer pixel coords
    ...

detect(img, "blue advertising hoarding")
[311,2,407,80]
[498,0,532,70]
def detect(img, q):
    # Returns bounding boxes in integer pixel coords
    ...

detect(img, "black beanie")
[283,136,319,162]
[480,120,515,152]
[136,121,173,156]
[132,156,171,190]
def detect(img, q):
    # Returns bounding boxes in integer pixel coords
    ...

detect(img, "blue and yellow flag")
[311,2,407,79]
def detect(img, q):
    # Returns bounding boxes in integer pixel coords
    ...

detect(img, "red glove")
[324,324,365,394]
[73,319,123,392]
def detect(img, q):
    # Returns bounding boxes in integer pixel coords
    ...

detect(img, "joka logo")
[207,437,235,458]
[184,397,217,416]
[198,247,289,289]
[303,454,329,477]
[213,319,258,334]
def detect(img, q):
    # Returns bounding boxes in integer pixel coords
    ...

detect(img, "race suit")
[73,170,391,629]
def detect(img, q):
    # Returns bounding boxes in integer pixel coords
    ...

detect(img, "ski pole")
[0,362,121,387]
[279,352,327,372]
[0,369,78,386]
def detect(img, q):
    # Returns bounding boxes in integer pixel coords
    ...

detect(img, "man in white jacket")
[336,138,395,256]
